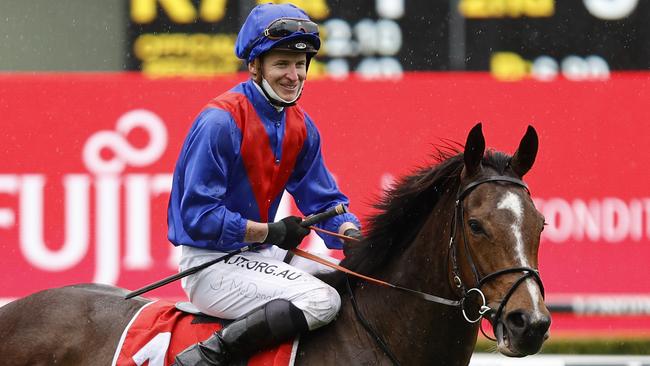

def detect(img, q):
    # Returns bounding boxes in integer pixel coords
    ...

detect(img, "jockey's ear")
[248,58,262,84]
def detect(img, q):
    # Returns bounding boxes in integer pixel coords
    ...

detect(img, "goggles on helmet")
[262,18,319,39]
[244,18,319,58]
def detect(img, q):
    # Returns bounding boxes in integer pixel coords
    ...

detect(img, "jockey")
[168,3,362,366]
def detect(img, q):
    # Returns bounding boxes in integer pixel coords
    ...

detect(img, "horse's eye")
[468,219,484,234]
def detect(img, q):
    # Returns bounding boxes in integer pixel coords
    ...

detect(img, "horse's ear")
[464,123,485,177]
[510,125,538,177]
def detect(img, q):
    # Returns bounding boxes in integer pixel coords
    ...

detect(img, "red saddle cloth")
[112,300,296,366]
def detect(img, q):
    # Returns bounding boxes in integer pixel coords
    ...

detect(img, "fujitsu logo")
[0,109,176,285]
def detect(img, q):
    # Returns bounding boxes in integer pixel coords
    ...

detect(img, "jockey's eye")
[468,219,485,235]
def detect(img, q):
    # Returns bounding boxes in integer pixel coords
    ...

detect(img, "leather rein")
[292,175,546,364]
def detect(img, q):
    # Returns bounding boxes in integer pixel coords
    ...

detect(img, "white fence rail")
[547,295,650,316]
[471,354,650,366]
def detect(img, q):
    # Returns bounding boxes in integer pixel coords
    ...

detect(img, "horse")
[0,123,550,365]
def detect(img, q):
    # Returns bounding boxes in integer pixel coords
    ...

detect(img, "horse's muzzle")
[497,308,551,357]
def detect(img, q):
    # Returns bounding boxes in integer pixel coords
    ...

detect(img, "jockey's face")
[257,50,307,101]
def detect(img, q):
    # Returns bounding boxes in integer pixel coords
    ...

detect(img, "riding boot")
[173,299,309,366]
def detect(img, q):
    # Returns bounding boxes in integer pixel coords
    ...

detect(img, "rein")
[292,248,461,306]
[296,176,544,316]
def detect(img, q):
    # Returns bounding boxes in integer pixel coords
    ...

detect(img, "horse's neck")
[299,195,479,365]
[359,195,477,364]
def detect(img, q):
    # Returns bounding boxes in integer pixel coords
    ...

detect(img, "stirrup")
[173,333,228,366]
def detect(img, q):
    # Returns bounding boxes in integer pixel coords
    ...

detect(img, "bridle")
[294,175,547,365]
[449,175,545,332]
[352,175,546,365]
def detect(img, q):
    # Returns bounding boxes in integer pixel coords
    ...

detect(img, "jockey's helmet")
[235,3,320,64]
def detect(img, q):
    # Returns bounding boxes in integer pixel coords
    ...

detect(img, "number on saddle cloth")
[112,300,297,366]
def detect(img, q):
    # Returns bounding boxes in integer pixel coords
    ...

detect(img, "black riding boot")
[173,299,309,366]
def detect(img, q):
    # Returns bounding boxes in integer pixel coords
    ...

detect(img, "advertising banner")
[1,72,649,335]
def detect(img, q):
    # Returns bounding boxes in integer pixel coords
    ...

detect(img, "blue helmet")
[235,3,321,64]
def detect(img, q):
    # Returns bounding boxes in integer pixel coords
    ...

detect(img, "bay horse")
[0,123,550,365]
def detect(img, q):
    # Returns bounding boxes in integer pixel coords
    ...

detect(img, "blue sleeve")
[286,114,361,249]
[168,108,248,251]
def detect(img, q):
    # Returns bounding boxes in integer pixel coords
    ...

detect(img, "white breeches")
[180,245,341,331]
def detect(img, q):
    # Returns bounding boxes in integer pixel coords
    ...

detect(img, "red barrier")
[1,72,649,336]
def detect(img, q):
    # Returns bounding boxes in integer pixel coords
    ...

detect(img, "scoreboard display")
[126,0,650,78]
[126,0,243,76]
[462,0,650,80]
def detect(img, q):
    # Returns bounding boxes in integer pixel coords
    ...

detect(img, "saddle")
[111,300,297,366]
[174,301,209,316]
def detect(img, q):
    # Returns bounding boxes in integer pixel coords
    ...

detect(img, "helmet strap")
[260,77,303,107]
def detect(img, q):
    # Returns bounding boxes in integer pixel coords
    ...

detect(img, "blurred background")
[3,0,648,77]
[1,1,650,364]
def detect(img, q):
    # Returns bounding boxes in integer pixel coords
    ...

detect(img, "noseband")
[449,176,545,326]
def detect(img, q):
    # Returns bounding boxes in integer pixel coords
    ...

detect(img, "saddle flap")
[114,301,298,366]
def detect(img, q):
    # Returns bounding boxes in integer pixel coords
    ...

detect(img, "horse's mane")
[334,145,513,280]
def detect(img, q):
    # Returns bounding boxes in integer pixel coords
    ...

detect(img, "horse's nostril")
[503,311,550,355]
[533,314,552,336]
[506,310,528,330]
[507,310,551,340]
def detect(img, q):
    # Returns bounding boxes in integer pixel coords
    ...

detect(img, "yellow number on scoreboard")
[130,0,228,24]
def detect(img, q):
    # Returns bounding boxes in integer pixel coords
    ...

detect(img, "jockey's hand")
[264,216,310,250]
[343,228,363,258]
[343,228,363,243]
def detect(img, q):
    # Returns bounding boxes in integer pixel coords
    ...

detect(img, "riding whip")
[124,204,348,299]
